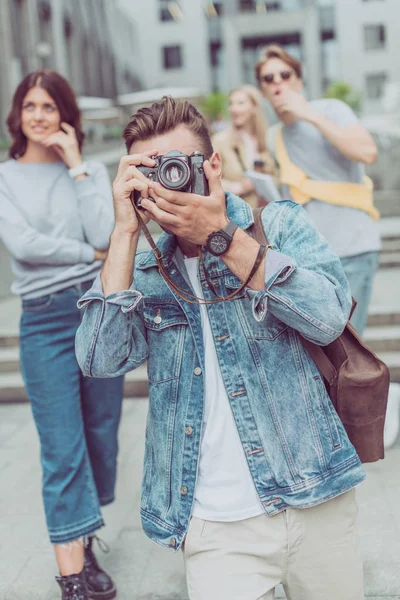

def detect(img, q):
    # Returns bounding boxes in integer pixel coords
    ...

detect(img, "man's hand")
[139,160,228,245]
[275,90,317,122]
[112,150,158,236]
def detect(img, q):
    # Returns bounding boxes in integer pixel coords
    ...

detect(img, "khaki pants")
[183,490,364,600]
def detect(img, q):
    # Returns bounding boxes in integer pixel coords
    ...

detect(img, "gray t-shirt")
[269,99,381,258]
[0,159,114,298]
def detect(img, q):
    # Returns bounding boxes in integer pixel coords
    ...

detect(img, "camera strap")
[133,207,267,305]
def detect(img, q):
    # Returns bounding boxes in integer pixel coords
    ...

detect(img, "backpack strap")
[251,207,269,246]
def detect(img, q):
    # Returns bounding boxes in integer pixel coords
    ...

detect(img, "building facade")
[117,0,337,106]
[335,0,400,115]
[0,0,140,138]
[117,0,213,94]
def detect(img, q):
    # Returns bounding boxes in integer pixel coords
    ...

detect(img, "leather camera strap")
[133,206,266,305]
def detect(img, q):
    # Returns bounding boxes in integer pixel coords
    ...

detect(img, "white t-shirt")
[184,257,264,522]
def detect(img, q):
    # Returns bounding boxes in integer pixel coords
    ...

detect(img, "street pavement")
[1,396,400,600]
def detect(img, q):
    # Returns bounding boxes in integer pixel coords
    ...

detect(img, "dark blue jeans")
[20,281,124,544]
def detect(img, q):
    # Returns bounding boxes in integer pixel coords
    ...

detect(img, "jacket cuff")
[74,173,98,199]
[248,249,296,322]
[77,273,143,313]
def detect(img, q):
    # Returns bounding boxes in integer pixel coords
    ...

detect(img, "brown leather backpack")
[252,207,390,463]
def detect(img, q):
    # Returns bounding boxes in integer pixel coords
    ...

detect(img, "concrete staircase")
[0,218,399,402]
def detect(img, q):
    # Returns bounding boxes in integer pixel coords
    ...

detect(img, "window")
[163,45,183,69]
[159,1,183,21]
[239,0,256,11]
[366,72,387,99]
[364,24,386,50]
[206,1,223,16]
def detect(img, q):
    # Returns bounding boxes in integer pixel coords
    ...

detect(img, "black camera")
[131,150,209,208]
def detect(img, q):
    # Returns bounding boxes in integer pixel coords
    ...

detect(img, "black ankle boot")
[83,536,117,600]
[56,570,89,600]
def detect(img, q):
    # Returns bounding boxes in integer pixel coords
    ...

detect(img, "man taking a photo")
[76,96,365,600]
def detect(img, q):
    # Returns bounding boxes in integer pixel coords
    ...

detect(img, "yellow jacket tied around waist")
[275,126,379,220]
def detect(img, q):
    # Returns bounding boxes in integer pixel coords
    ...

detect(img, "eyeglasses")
[258,70,294,84]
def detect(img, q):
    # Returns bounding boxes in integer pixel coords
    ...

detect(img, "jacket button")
[180,485,188,496]
[170,538,176,547]
[194,367,202,376]
[154,315,162,324]
[185,426,193,436]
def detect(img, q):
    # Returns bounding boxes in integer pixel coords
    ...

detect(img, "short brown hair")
[255,44,302,82]
[123,96,214,159]
[7,70,84,159]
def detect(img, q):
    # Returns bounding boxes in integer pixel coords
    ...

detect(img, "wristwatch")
[205,220,238,256]
[68,162,89,179]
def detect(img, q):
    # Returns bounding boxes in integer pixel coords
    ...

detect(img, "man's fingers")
[150,182,188,205]
[140,198,179,226]
[122,165,153,185]
[203,160,222,196]
[116,152,157,178]
[149,192,182,215]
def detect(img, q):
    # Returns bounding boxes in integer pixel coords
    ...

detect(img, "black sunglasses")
[259,70,294,84]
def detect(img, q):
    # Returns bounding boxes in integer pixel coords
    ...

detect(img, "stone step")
[0,364,148,403]
[379,252,400,268]
[0,346,19,373]
[0,346,399,404]
[364,326,400,353]
[367,307,400,326]
[381,238,400,253]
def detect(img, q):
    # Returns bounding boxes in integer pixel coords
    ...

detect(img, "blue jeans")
[340,251,379,336]
[20,281,124,545]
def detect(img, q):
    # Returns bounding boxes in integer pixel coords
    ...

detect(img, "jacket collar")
[136,193,254,270]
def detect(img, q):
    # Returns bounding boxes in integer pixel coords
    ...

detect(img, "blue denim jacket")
[75,194,365,551]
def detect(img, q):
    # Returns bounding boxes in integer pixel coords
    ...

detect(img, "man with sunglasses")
[257,44,380,338]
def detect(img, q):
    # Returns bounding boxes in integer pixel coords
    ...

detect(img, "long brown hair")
[123,96,214,159]
[7,70,85,159]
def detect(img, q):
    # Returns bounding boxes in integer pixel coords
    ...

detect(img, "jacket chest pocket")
[225,276,288,341]
[143,301,188,384]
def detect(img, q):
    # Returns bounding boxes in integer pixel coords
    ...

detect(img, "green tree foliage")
[199,91,229,123]
[324,81,362,114]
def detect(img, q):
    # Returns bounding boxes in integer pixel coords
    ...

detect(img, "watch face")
[210,233,229,255]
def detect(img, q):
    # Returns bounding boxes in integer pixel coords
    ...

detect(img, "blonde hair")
[123,95,213,158]
[228,84,268,153]
[255,44,302,82]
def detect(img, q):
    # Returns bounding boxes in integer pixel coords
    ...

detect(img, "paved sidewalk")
[1,398,400,600]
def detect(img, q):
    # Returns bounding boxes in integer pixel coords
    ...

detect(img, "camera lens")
[159,158,190,190]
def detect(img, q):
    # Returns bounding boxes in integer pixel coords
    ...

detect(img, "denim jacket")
[75,194,365,550]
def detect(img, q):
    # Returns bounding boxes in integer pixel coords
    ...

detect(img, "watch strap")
[223,220,238,239]
[206,220,238,255]
[68,162,88,179]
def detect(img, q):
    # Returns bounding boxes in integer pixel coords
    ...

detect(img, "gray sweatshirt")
[0,159,114,298]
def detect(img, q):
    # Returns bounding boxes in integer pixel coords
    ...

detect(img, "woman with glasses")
[0,70,124,600]
[211,85,277,208]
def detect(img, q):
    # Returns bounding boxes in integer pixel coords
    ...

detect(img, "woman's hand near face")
[42,122,83,168]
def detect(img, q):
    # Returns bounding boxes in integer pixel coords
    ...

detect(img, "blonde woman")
[212,85,277,207]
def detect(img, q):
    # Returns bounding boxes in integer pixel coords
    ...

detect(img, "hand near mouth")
[275,89,316,122]
[41,122,83,169]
